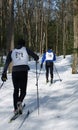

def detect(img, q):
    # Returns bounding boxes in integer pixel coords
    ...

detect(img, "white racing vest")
[11,47,29,66]
[46,52,54,61]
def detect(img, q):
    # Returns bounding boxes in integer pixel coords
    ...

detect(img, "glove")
[34,56,39,61]
[1,73,7,82]
[40,63,43,69]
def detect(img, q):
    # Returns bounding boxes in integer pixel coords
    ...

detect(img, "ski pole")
[0,82,4,89]
[35,67,42,86]
[37,68,42,80]
[54,64,62,81]
[36,61,40,115]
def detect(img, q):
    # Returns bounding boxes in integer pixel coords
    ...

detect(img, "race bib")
[15,52,24,59]
[11,47,28,66]
[46,52,54,60]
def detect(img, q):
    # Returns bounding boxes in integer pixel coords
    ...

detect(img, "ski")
[9,104,25,123]
[46,81,53,86]
[46,80,59,86]
[18,110,30,129]
[18,108,36,129]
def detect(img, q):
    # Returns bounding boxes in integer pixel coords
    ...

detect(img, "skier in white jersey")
[40,48,56,84]
[1,39,39,114]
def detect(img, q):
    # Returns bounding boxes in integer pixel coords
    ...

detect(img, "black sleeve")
[26,48,39,61]
[2,51,12,74]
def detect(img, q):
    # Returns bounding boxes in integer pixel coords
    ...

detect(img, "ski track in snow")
[0,55,78,130]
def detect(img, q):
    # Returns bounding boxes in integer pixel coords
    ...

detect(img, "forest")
[0,0,78,73]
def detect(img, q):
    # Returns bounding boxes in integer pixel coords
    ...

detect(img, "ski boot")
[17,101,22,114]
[51,78,53,84]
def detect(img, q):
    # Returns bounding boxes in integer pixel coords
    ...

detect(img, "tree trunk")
[6,0,14,52]
[0,0,2,50]
[7,0,14,73]
[45,23,48,51]
[56,21,59,55]
[72,0,78,74]
[63,19,66,58]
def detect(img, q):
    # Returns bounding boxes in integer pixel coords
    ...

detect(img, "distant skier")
[40,47,56,84]
[1,38,39,114]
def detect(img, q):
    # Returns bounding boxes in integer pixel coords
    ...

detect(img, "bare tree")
[0,0,75,57]
[7,0,14,72]
[6,0,14,52]
[0,0,2,50]
[72,0,78,74]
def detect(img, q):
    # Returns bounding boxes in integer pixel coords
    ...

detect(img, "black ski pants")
[45,61,53,80]
[12,70,28,110]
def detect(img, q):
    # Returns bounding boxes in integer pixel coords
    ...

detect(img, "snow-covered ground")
[0,55,78,130]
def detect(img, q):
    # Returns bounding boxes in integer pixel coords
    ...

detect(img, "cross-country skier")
[40,48,56,84]
[1,39,39,114]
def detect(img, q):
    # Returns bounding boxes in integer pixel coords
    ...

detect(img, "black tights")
[45,62,53,80]
[12,71,28,110]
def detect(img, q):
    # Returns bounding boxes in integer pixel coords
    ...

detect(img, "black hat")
[17,39,25,46]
